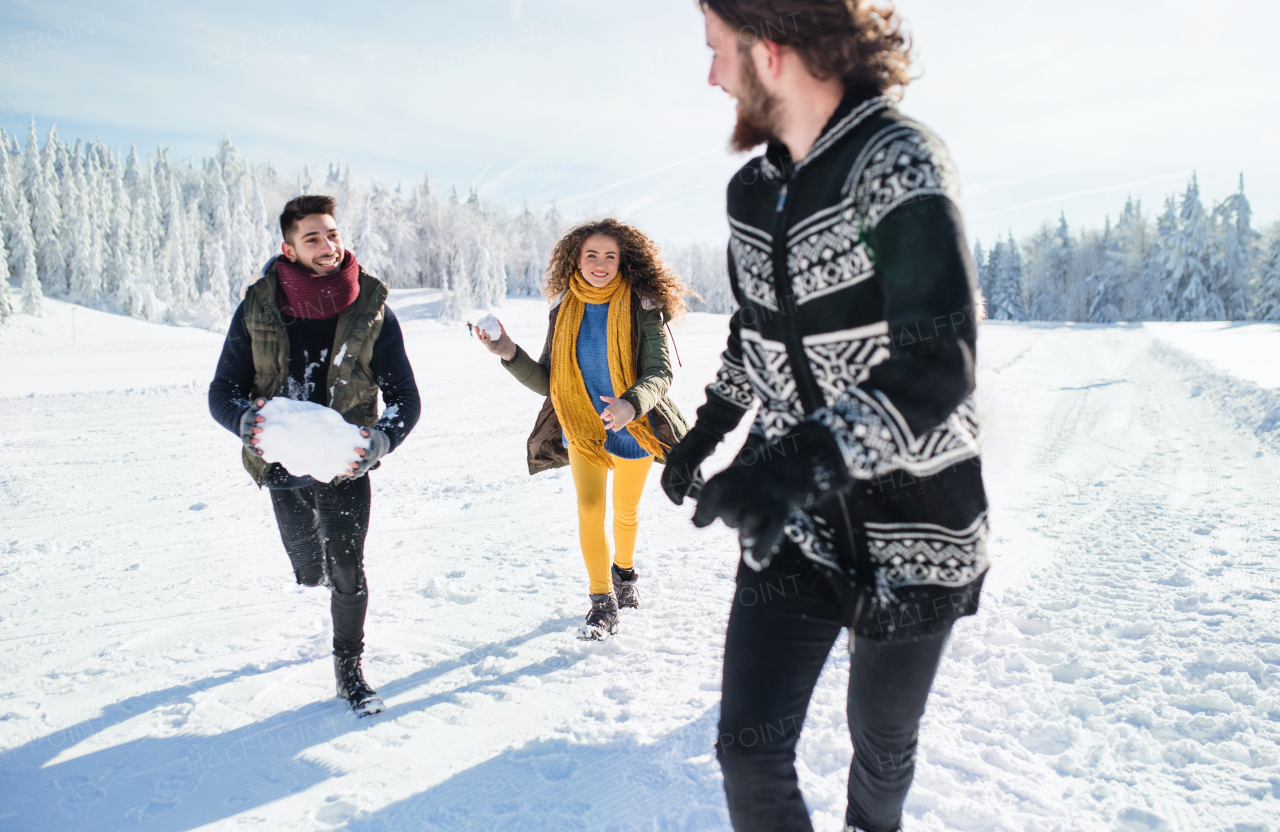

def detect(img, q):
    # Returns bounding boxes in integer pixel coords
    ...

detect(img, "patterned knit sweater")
[695,91,989,641]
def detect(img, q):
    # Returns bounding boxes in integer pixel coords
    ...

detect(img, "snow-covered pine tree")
[0,213,11,322]
[248,170,272,278]
[66,156,102,304]
[1254,231,1280,321]
[124,156,165,321]
[297,164,315,198]
[1140,196,1178,320]
[201,155,235,312]
[470,245,491,308]
[87,144,115,299]
[1,149,40,315]
[984,238,1006,318]
[30,123,66,297]
[196,236,231,329]
[56,141,80,297]
[1030,212,1075,320]
[104,164,134,305]
[352,190,391,279]
[155,151,191,309]
[20,120,40,212]
[489,243,507,306]
[437,246,473,321]
[181,200,203,308]
[1162,174,1222,321]
[412,176,442,288]
[381,188,419,288]
[473,244,507,309]
[521,240,543,296]
[972,240,987,296]
[0,134,37,314]
[984,232,1025,321]
[1085,217,1124,322]
[1209,174,1258,319]
[0,130,17,257]
[1107,197,1151,319]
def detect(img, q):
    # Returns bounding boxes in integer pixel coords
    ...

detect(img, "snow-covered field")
[2,293,1278,832]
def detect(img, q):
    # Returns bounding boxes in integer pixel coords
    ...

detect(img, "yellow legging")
[567,445,655,595]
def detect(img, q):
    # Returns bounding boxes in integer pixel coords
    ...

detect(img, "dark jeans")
[717,552,951,832]
[269,476,371,660]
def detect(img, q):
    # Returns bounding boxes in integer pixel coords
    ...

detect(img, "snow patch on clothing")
[254,398,368,481]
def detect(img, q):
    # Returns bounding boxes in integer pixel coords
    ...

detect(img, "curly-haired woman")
[478,219,692,639]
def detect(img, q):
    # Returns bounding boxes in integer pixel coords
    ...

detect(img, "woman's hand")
[600,396,636,432]
[477,323,516,361]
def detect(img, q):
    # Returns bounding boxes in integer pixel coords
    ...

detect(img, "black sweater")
[209,303,420,488]
[696,91,989,639]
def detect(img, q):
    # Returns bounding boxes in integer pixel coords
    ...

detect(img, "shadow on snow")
[344,708,727,832]
[0,617,589,831]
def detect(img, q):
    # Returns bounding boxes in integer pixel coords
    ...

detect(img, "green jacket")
[240,260,389,485]
[503,291,689,474]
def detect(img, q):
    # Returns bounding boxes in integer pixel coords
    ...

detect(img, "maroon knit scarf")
[275,250,361,319]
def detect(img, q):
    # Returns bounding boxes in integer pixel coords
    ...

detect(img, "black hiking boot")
[578,593,619,641]
[334,655,384,716]
[611,564,640,609]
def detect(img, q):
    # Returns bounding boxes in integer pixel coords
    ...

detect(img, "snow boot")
[612,564,640,609]
[334,655,384,717]
[578,593,619,641]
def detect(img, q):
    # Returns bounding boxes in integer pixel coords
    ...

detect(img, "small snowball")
[255,398,370,481]
[476,314,503,340]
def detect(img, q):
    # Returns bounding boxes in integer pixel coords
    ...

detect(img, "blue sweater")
[575,301,651,459]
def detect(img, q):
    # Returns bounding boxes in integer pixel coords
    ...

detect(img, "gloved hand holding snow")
[254,398,370,481]
[476,314,503,340]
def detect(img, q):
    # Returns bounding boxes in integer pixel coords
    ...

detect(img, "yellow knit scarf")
[550,271,665,469]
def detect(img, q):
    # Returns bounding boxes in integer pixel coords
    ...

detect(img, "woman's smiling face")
[578,234,621,288]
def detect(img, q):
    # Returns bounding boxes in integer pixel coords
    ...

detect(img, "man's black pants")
[717,551,951,832]
[269,475,371,660]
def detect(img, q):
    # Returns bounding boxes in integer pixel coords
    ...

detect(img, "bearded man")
[661,3,989,830]
[208,194,420,716]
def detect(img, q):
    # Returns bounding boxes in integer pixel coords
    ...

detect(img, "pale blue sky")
[2,0,1276,246]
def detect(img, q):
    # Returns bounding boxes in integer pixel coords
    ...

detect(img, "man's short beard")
[730,49,780,153]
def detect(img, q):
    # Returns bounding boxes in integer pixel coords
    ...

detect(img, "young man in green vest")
[209,195,420,716]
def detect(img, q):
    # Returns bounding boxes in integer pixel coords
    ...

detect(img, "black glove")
[692,422,849,564]
[660,426,721,505]
[662,394,748,505]
[239,398,266,455]
[349,428,390,478]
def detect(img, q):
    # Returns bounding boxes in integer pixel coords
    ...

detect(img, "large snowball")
[255,398,369,481]
[476,314,503,340]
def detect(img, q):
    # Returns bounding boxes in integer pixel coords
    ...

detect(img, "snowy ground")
[1,293,1278,832]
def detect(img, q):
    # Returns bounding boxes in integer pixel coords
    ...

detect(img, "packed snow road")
[1,295,1277,831]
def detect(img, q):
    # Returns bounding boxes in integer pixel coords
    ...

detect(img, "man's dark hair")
[279,194,337,242]
[701,0,912,96]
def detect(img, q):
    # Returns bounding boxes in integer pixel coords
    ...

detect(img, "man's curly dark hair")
[700,0,912,97]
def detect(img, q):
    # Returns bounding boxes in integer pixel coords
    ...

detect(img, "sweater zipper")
[771,169,823,415]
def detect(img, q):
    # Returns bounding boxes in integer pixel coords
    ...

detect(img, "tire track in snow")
[862,325,1280,832]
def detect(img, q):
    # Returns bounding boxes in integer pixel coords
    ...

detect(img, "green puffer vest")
[240,260,389,485]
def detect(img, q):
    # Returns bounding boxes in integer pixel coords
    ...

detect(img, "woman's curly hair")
[544,218,695,321]
[701,0,912,98]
